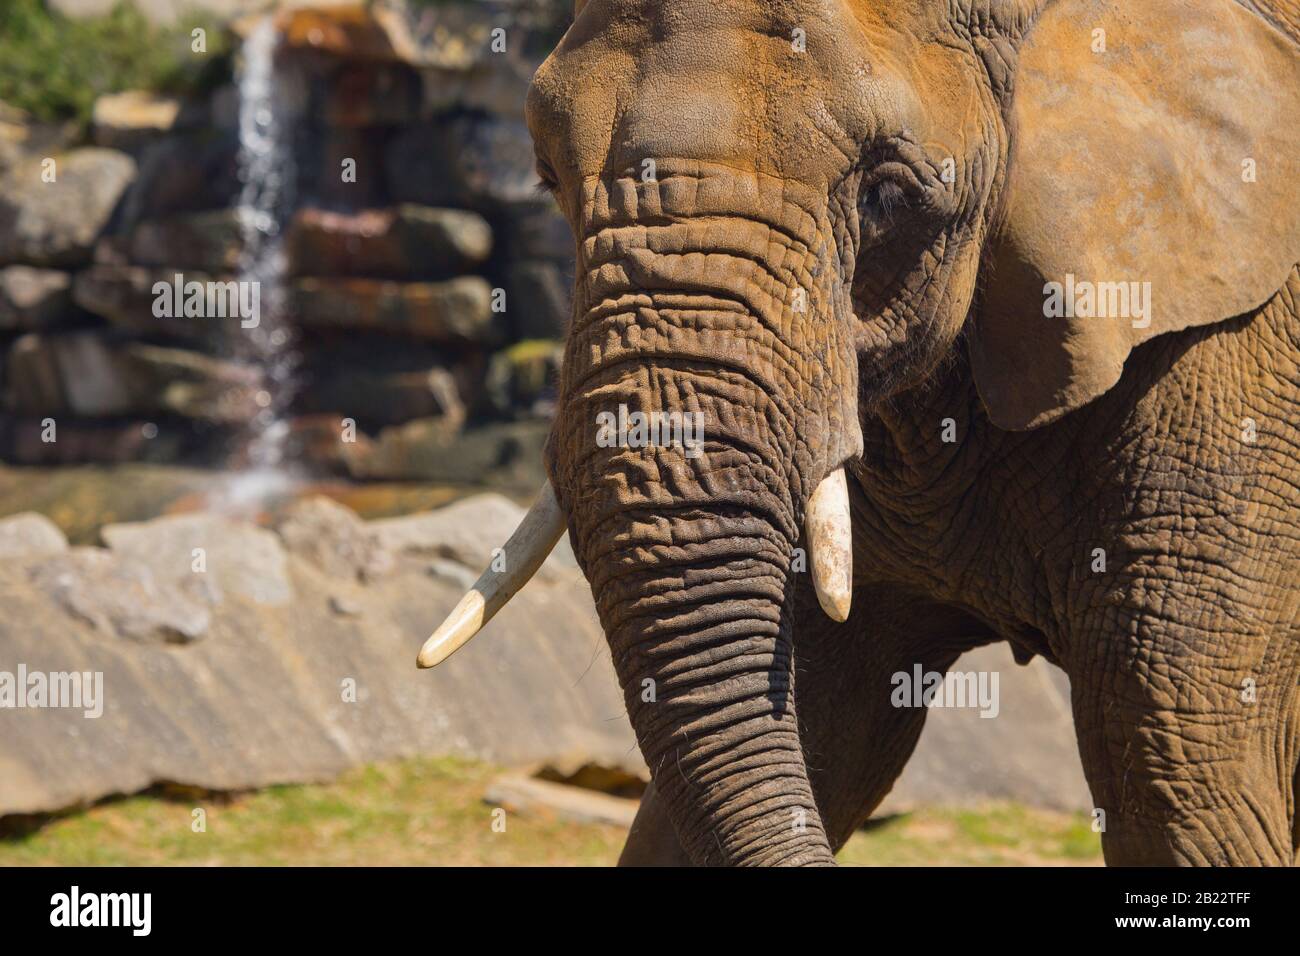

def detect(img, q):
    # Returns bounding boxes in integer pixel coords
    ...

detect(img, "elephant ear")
[971,0,1300,430]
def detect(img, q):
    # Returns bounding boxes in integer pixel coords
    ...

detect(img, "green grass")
[0,755,1102,866]
[0,0,230,126]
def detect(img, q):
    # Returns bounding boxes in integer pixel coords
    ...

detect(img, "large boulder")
[0,266,74,331]
[0,512,67,561]
[880,643,1091,813]
[324,62,421,127]
[92,91,199,153]
[73,264,222,344]
[344,418,550,490]
[298,362,465,430]
[385,115,536,209]
[0,494,637,817]
[29,546,212,644]
[0,490,1094,819]
[286,205,492,280]
[293,275,498,344]
[4,332,263,424]
[125,209,245,273]
[275,495,394,582]
[0,102,78,178]
[101,512,294,607]
[114,132,240,227]
[369,492,576,573]
[0,149,136,268]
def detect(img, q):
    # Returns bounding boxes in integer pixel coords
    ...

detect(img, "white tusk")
[417,481,566,669]
[806,467,852,623]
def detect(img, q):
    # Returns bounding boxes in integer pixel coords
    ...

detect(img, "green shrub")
[0,0,230,127]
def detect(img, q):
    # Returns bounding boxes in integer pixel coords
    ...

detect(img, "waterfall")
[218,16,299,510]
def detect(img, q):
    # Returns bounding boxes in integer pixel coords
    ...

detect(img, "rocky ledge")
[0,490,1089,819]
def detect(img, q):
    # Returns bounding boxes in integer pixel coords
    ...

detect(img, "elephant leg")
[1068,607,1300,866]
[618,581,994,864]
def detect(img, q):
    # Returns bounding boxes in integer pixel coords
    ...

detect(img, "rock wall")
[0,1,571,484]
[0,494,1091,819]
[0,493,640,817]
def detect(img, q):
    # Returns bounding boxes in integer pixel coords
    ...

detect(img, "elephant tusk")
[417,481,566,669]
[806,467,852,623]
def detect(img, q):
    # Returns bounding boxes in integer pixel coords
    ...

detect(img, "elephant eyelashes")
[862,179,907,223]
[534,159,560,195]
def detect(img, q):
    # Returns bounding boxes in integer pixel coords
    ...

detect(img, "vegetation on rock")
[0,0,229,126]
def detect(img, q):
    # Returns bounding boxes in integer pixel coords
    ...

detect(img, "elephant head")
[417,0,1299,865]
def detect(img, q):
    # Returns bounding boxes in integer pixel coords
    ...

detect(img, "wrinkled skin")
[526,0,1300,865]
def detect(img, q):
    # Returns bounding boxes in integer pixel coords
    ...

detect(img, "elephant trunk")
[575,481,833,865]
[545,196,860,864]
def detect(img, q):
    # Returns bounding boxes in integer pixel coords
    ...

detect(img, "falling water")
[216,16,299,511]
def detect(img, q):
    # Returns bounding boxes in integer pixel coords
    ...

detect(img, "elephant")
[417,0,1300,866]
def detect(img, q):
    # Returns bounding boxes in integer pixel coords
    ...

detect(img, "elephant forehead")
[529,0,905,190]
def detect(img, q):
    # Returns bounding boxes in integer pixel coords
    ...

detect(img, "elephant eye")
[861,179,908,224]
[534,158,560,195]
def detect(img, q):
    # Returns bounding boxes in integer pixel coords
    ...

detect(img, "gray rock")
[325,62,421,127]
[72,265,226,345]
[28,546,211,644]
[497,197,574,262]
[102,512,293,608]
[299,362,465,430]
[0,498,636,817]
[386,115,536,209]
[0,512,68,561]
[344,418,550,490]
[369,492,576,575]
[0,102,79,178]
[115,132,240,228]
[0,149,136,267]
[287,205,492,280]
[92,91,199,153]
[3,332,263,424]
[879,643,1091,814]
[293,275,498,344]
[328,593,364,617]
[0,266,74,330]
[0,490,1091,820]
[276,496,394,582]
[126,210,244,273]
[426,558,478,590]
[502,261,571,340]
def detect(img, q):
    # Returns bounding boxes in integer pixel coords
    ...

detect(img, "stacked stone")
[0,1,570,485]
